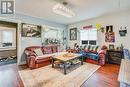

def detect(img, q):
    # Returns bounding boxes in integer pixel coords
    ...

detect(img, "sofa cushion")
[34,48,43,56]
[86,53,99,60]
[36,54,52,59]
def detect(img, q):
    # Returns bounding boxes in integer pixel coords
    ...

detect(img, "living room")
[0,0,130,87]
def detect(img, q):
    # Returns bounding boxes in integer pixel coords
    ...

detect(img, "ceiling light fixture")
[53,2,75,18]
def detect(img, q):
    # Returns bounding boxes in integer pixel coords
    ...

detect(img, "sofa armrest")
[25,50,36,57]
[27,56,36,69]
[98,51,106,66]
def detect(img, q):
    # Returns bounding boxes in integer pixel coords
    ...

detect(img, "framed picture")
[105,32,115,42]
[106,25,113,33]
[70,28,77,40]
[119,30,127,37]
[21,23,41,37]
[109,44,115,50]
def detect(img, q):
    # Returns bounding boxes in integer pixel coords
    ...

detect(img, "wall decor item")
[119,27,127,37]
[106,25,113,33]
[100,27,105,33]
[83,25,93,30]
[105,32,115,42]
[70,28,77,40]
[109,44,115,50]
[95,24,102,29]
[21,23,41,37]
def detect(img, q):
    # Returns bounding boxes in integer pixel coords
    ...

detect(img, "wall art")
[21,23,41,37]
[105,32,115,42]
[70,28,77,40]
[106,25,113,33]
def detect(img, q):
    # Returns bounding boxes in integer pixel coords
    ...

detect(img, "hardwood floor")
[0,63,120,87]
[81,64,120,87]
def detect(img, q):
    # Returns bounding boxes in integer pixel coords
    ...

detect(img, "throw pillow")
[89,45,94,51]
[34,48,43,56]
[93,46,99,52]
[52,47,57,53]
[87,45,91,51]
[43,47,52,54]
[91,46,95,51]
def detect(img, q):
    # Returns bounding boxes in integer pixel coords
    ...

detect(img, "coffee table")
[52,52,83,75]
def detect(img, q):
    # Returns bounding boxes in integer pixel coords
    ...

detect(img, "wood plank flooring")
[0,63,120,87]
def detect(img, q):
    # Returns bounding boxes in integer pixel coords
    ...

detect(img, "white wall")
[68,10,130,50]
[0,13,67,65]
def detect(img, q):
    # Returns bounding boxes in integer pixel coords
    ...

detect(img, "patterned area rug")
[0,58,17,66]
[19,63,100,87]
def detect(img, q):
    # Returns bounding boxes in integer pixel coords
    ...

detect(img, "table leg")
[52,58,54,68]
[81,56,84,65]
[63,62,67,75]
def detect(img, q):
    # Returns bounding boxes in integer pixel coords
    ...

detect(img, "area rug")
[19,63,100,87]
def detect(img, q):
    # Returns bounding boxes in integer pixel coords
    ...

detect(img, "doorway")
[0,21,17,66]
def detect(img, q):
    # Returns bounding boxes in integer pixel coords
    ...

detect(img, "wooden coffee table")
[52,52,83,75]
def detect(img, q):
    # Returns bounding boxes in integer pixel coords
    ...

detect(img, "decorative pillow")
[43,47,52,54]
[33,48,43,56]
[87,45,91,51]
[93,46,99,52]
[91,46,95,51]
[52,47,57,53]
[83,45,87,50]
[89,45,94,51]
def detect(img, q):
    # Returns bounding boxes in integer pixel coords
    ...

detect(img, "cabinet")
[107,50,124,64]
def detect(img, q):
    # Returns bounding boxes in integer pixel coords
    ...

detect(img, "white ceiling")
[15,0,130,25]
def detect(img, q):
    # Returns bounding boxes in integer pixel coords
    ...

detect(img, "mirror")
[42,27,63,45]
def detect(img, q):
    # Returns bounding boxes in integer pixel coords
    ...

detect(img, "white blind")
[2,31,13,43]
[80,29,97,40]
[80,30,89,40]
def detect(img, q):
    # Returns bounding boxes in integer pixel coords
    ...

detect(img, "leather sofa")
[25,45,58,69]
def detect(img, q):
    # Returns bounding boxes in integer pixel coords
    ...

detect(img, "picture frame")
[21,23,41,37]
[105,32,115,42]
[119,30,127,37]
[106,25,113,33]
[109,44,115,50]
[70,28,77,40]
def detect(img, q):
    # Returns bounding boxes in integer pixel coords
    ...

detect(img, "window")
[2,31,13,43]
[0,27,16,47]
[80,29,97,45]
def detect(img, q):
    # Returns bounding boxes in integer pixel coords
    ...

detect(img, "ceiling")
[15,0,130,25]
